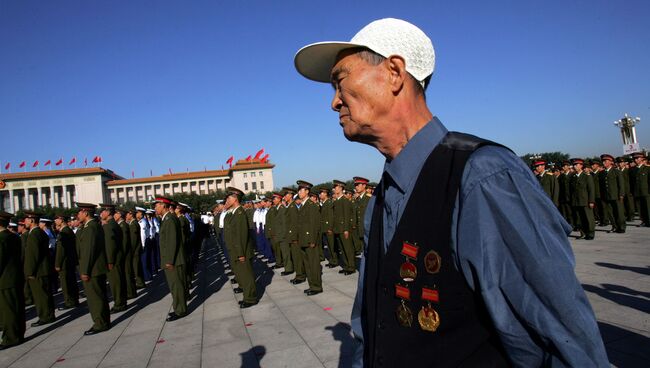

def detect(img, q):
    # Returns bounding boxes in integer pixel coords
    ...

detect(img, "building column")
[54,187,60,208]
[24,188,32,210]
[49,186,55,207]
[8,189,15,213]
[63,186,70,208]
[36,187,43,207]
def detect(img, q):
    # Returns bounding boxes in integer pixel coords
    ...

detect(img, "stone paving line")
[0,223,648,367]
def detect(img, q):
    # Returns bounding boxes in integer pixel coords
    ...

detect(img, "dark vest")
[362,132,509,367]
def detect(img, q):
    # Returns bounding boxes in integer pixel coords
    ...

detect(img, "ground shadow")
[598,321,650,367]
[594,262,650,276]
[582,284,650,314]
[242,345,264,368]
[251,257,274,300]
[186,239,228,315]
[325,322,361,368]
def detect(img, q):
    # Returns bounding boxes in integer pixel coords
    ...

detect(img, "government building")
[0,159,274,212]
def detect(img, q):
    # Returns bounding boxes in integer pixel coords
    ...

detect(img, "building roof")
[106,161,274,186]
[0,167,123,182]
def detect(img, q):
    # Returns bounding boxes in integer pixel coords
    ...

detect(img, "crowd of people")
[533,151,649,239]
[0,201,208,349]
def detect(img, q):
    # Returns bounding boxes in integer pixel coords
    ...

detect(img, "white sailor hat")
[135,206,147,212]
[39,218,53,223]
[8,222,17,227]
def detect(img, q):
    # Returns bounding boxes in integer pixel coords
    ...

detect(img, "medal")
[400,241,419,282]
[418,286,441,332]
[395,284,413,327]
[424,250,441,274]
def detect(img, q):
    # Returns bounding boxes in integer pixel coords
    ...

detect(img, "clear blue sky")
[1,0,649,188]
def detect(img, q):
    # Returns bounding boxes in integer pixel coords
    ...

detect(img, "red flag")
[69,157,76,165]
[226,156,234,168]
[168,168,173,175]
[260,153,270,163]
[92,156,101,163]
[44,160,51,166]
[19,161,26,168]
[84,158,88,166]
[32,160,39,168]
[245,155,252,161]
[131,170,135,178]
[55,158,63,166]
[4,162,10,170]
[253,148,264,160]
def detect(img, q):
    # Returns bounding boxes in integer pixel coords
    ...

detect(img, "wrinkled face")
[330,50,391,143]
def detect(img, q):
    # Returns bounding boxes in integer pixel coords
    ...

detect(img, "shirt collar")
[383,117,448,193]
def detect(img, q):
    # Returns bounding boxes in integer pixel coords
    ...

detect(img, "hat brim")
[294,41,363,83]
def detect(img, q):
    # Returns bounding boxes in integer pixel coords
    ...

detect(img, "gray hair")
[353,48,431,95]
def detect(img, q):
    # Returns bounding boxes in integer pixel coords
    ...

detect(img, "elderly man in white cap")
[295,18,607,367]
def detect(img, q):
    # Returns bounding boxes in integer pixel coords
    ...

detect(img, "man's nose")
[331,91,342,112]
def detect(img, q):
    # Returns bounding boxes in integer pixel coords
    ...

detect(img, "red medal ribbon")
[395,284,411,300]
[421,287,439,303]
[401,241,419,259]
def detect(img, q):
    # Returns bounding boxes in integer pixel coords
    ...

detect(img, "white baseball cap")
[294,18,435,86]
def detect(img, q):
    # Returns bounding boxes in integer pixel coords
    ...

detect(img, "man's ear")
[386,55,407,94]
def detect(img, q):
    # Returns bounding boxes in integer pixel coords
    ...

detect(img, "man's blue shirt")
[351,118,608,367]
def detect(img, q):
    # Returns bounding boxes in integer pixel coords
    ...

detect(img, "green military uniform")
[319,196,337,267]
[77,218,110,332]
[276,202,291,272]
[128,219,145,288]
[118,219,136,299]
[333,193,355,273]
[598,162,626,233]
[24,225,55,324]
[55,225,79,307]
[20,231,32,306]
[104,218,126,311]
[297,192,322,293]
[558,168,573,226]
[618,165,635,221]
[287,199,306,282]
[569,164,595,239]
[537,170,559,207]
[265,200,280,267]
[160,210,187,317]
[0,224,26,347]
[224,206,257,304]
[178,213,192,296]
[632,161,649,226]
[590,167,605,224]
[353,192,370,253]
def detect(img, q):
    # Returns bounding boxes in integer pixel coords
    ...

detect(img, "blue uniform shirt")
[351,118,609,367]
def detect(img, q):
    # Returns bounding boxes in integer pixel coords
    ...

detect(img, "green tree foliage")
[520,152,570,167]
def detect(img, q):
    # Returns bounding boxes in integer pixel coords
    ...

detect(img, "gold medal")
[399,258,417,282]
[396,300,413,327]
[424,250,441,274]
[418,303,440,332]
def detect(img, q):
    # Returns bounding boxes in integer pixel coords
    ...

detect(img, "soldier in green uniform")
[0,211,25,350]
[54,214,79,309]
[319,187,337,269]
[352,177,371,256]
[598,154,626,233]
[284,186,307,284]
[569,159,595,240]
[533,160,559,207]
[23,211,55,326]
[17,220,33,306]
[175,203,192,298]
[558,161,574,227]
[265,194,281,269]
[126,210,145,289]
[332,180,356,275]
[616,157,635,222]
[632,152,649,226]
[114,210,136,300]
[590,160,605,225]
[295,181,323,295]
[75,202,110,335]
[154,197,187,321]
[223,188,258,308]
[99,204,127,313]
[279,187,296,276]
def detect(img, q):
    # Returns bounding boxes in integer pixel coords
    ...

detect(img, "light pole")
[614,113,641,154]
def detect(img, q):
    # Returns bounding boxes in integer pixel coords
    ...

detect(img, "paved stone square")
[1,223,648,368]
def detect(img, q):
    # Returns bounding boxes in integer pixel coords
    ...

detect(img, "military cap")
[145,209,155,214]
[570,158,585,165]
[54,213,67,220]
[367,184,375,189]
[115,208,127,216]
[532,160,546,167]
[177,202,189,209]
[332,179,346,188]
[309,191,319,197]
[17,218,25,226]
[615,156,626,163]
[98,203,116,210]
[225,187,245,198]
[23,210,43,219]
[600,154,614,162]
[282,187,296,195]
[0,211,14,221]
[296,180,313,190]
[353,176,369,184]
[272,192,283,199]
[319,186,331,193]
[8,222,17,228]
[153,196,176,205]
[590,159,602,166]
[76,202,96,211]
[561,161,571,166]
[632,152,646,159]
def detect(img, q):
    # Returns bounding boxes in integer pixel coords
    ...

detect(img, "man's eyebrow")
[330,66,350,84]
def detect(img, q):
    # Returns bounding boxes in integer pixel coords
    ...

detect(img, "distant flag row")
[224,148,270,169]
[1,156,103,172]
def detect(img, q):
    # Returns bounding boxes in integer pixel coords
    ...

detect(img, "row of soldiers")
[533,152,650,239]
[211,177,373,308]
[0,200,207,349]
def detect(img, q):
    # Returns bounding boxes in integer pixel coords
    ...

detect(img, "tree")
[520,152,570,167]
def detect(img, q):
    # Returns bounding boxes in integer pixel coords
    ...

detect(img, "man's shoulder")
[460,144,534,195]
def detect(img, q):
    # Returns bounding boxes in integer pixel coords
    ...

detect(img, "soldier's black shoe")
[343,270,356,276]
[57,303,79,311]
[83,327,107,336]
[338,270,346,274]
[616,229,626,233]
[240,301,258,309]
[291,278,306,284]
[272,265,283,269]
[226,271,235,276]
[280,271,294,276]
[326,264,338,268]
[31,319,55,327]
[166,313,185,322]
[230,279,238,284]
[584,236,594,240]
[306,290,323,296]
[110,307,126,314]
[233,287,244,294]
[0,341,22,350]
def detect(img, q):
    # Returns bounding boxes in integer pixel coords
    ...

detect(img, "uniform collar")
[383,117,448,193]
